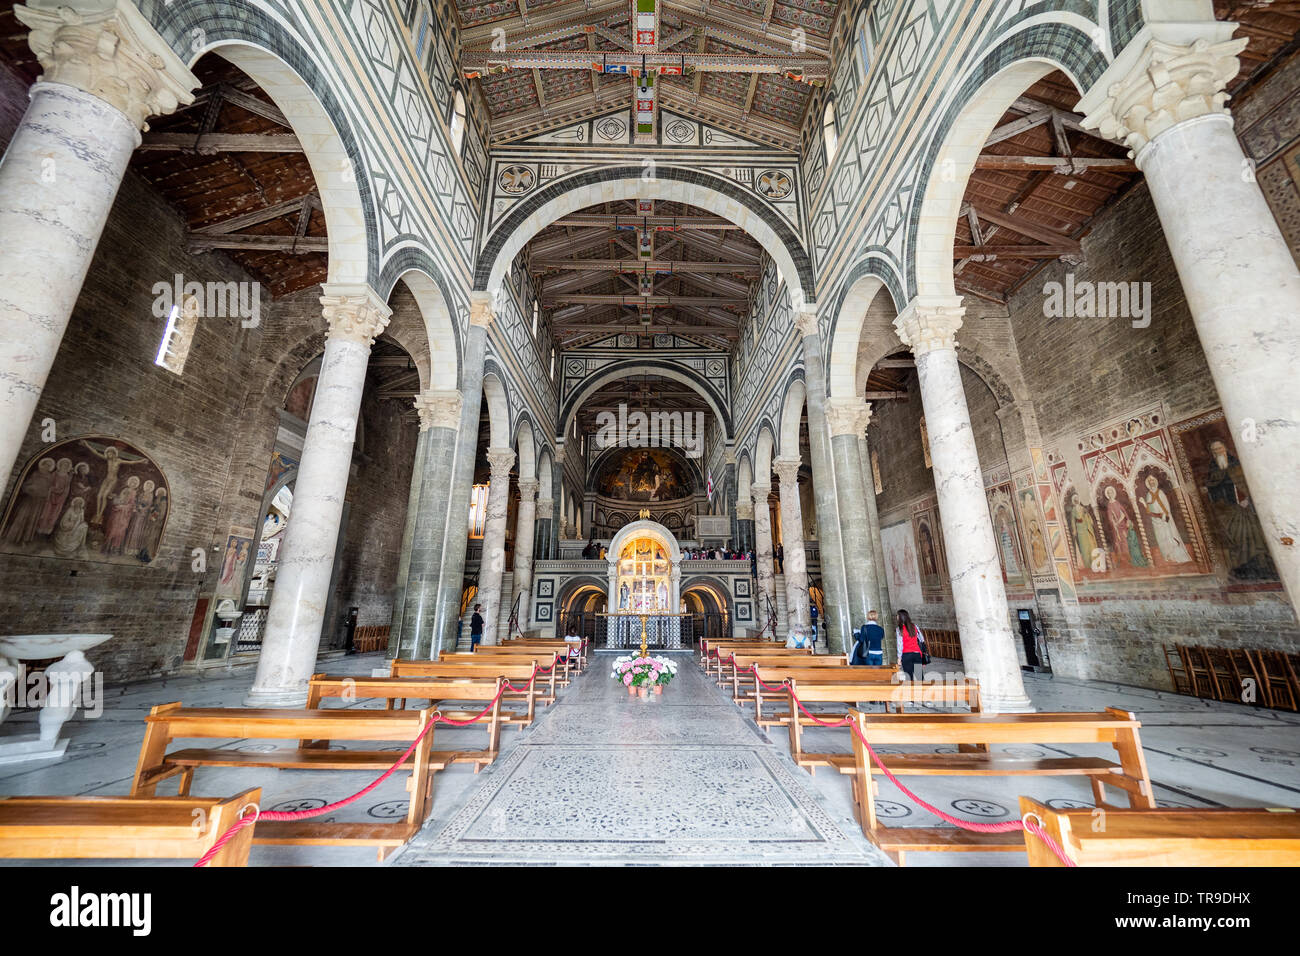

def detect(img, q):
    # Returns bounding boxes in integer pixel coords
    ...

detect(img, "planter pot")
[627,685,636,695]
[638,686,649,698]
[654,684,663,695]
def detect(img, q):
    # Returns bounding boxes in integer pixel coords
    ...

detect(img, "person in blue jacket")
[851,611,885,666]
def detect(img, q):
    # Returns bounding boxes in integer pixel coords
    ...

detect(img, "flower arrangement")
[611,655,678,688]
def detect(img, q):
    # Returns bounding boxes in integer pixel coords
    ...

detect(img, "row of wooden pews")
[0,641,587,866]
[704,642,1300,867]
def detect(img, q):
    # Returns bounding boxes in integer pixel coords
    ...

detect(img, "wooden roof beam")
[533,257,761,275]
[138,132,302,152]
[544,294,748,306]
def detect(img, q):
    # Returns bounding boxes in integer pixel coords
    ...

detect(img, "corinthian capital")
[895,297,965,355]
[536,497,554,519]
[825,398,868,437]
[772,456,802,490]
[792,310,819,337]
[517,477,539,501]
[486,447,515,481]
[1079,32,1247,158]
[413,389,462,431]
[735,497,753,521]
[321,285,392,346]
[468,292,495,329]
[16,1,198,130]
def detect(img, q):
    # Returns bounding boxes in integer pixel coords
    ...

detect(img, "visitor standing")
[852,611,885,666]
[775,543,784,573]
[470,603,485,651]
[896,609,927,679]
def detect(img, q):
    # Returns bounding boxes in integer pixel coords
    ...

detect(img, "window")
[531,300,539,336]
[822,99,838,163]
[468,483,489,537]
[857,25,872,78]
[155,294,199,375]
[450,90,467,155]
[550,347,556,382]
[413,2,432,60]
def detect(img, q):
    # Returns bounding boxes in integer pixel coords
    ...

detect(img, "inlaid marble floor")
[3,652,1298,866]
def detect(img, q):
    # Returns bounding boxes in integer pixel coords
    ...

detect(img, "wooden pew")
[389,659,557,708]
[746,665,900,727]
[726,653,858,703]
[846,708,1155,865]
[445,648,575,686]
[306,675,506,768]
[503,637,588,670]
[130,703,441,858]
[0,788,262,866]
[708,642,814,681]
[700,637,780,669]
[1019,797,1300,866]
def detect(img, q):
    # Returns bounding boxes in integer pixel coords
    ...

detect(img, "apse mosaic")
[0,436,171,566]
[593,448,693,503]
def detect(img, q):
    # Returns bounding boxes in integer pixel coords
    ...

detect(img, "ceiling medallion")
[497,164,536,194]
[755,169,793,200]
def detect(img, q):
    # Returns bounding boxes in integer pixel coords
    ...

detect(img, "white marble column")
[475,447,515,645]
[0,3,197,483]
[751,481,777,635]
[511,477,539,635]
[1080,26,1300,610]
[825,398,881,632]
[773,457,811,638]
[895,298,1031,712]
[247,287,391,705]
[856,406,894,657]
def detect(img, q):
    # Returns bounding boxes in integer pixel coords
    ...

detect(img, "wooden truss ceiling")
[574,372,712,435]
[527,198,762,349]
[458,0,842,147]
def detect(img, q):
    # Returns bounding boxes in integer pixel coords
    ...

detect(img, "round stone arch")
[179,28,377,287]
[681,573,734,616]
[513,416,538,481]
[604,519,684,613]
[777,376,808,462]
[377,249,464,391]
[481,368,511,448]
[558,359,732,443]
[825,259,907,401]
[475,167,815,308]
[905,26,1110,300]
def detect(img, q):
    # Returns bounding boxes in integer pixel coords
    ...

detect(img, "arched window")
[531,300,539,335]
[857,24,872,78]
[550,347,556,381]
[822,99,838,163]
[450,90,467,155]
[155,293,200,375]
[412,1,433,61]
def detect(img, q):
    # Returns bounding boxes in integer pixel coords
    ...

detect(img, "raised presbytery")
[1,0,1300,872]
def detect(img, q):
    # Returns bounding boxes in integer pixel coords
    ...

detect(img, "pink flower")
[623,673,633,685]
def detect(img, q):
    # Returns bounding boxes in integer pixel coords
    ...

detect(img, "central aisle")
[393,652,887,865]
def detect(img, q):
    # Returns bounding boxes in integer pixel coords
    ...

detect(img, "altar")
[601,518,684,649]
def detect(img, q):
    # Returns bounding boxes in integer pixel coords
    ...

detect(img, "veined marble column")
[247,287,391,705]
[432,300,492,652]
[388,426,427,654]
[1080,27,1300,609]
[825,398,881,634]
[535,496,554,561]
[735,495,754,556]
[1,3,197,483]
[856,407,894,658]
[794,311,852,653]
[396,389,463,658]
[773,457,811,638]
[511,477,539,635]
[475,447,515,645]
[751,481,777,636]
[895,298,1031,712]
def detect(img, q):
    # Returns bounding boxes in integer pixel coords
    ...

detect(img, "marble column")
[794,311,852,653]
[724,453,738,547]
[856,407,894,657]
[773,457,812,637]
[735,495,754,556]
[825,398,881,634]
[396,389,463,658]
[388,426,427,654]
[511,477,539,635]
[1,3,197,483]
[895,298,1031,712]
[1080,27,1300,610]
[475,447,515,645]
[247,287,391,705]
[534,496,554,561]
[431,300,492,652]
[751,481,777,635]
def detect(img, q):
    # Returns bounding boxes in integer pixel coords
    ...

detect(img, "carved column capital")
[536,497,554,519]
[895,297,965,355]
[792,310,818,337]
[858,401,875,435]
[1079,31,1247,159]
[15,1,198,131]
[751,480,771,501]
[825,397,869,437]
[413,389,462,431]
[772,456,802,491]
[735,497,754,521]
[516,477,539,501]
[486,446,515,481]
[468,291,495,329]
[320,285,392,346]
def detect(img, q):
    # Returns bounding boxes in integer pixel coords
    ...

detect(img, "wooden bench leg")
[130,706,179,797]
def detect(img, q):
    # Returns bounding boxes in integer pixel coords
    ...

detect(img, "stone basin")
[0,634,113,661]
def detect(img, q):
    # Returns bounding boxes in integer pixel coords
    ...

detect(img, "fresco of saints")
[993,506,1021,577]
[3,458,55,546]
[81,440,148,525]
[1140,474,1192,564]
[1103,486,1147,568]
[1204,439,1275,579]
[1026,517,1048,570]
[1070,493,1100,572]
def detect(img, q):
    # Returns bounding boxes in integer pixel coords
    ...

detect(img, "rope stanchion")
[192,673,520,867]
[726,655,1077,867]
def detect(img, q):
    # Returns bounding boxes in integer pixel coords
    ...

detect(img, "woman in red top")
[896,609,927,680]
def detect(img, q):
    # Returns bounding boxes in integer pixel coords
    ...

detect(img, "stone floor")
[2,652,1298,866]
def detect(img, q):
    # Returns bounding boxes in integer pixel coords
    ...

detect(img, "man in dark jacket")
[470,603,485,650]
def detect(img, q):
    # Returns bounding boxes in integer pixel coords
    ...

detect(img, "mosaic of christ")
[594,449,692,502]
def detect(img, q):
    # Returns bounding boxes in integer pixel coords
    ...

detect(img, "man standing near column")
[1,2,197,483]
[247,287,391,705]
[894,297,1031,713]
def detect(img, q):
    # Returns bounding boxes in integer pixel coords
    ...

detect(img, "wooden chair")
[1020,797,1300,866]
[1163,643,1193,695]
[1252,650,1298,711]
[846,708,1155,865]
[1181,645,1221,700]
[1204,646,1246,704]
[130,703,441,859]
[0,789,262,866]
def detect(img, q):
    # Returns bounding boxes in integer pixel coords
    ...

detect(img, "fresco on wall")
[1,436,170,565]
[1172,410,1279,584]
[910,502,947,595]
[1049,408,1211,581]
[881,521,923,609]
[593,448,694,502]
[216,531,254,598]
[986,484,1028,591]
[1014,481,1054,577]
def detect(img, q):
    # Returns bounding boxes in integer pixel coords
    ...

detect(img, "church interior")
[1,0,1300,877]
